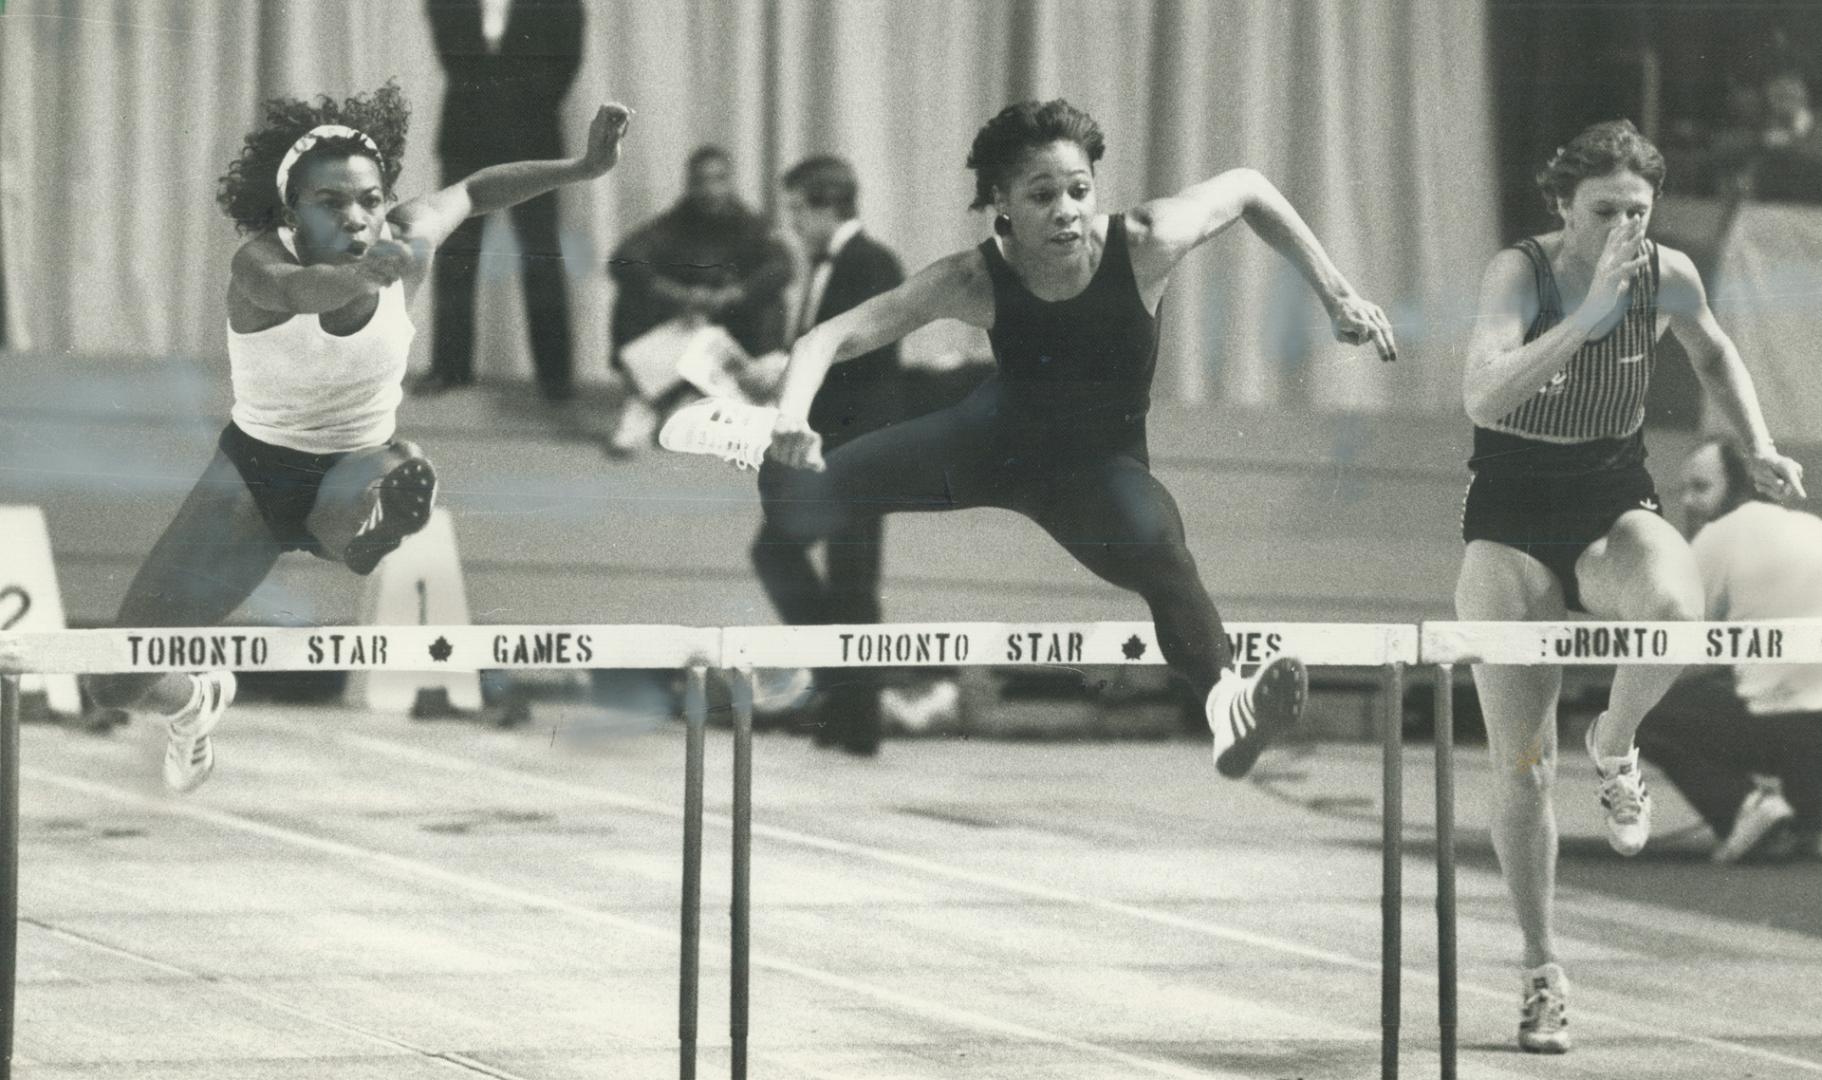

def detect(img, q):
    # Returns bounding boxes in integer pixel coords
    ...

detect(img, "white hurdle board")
[723,621,1419,669]
[1422,619,1822,665]
[0,624,722,676]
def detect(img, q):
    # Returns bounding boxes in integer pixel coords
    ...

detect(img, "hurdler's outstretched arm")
[1127,167,1398,361]
[394,102,633,252]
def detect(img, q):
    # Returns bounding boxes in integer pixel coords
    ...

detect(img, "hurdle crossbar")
[724,620,1419,669]
[0,624,722,676]
[1423,618,1822,666]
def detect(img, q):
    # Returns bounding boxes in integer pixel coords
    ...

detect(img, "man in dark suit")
[421,0,583,401]
[751,156,907,755]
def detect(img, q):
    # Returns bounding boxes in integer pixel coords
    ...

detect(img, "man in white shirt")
[1636,438,1822,861]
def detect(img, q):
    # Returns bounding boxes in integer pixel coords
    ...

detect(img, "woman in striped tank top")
[82,83,631,795]
[1456,120,1806,1054]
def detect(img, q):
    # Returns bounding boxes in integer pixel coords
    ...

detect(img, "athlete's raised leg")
[1027,456,1301,778]
[307,440,439,575]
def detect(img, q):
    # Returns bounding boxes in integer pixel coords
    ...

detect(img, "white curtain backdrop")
[1710,203,1822,442]
[2,0,1498,414]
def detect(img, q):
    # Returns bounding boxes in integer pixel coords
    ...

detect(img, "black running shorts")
[1461,462,1662,613]
[217,422,349,555]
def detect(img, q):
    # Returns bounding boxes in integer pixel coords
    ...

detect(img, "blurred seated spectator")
[1702,77,1767,198]
[1636,439,1822,863]
[1750,69,1822,202]
[605,146,791,454]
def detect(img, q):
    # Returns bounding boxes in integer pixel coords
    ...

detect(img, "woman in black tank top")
[742,99,1396,778]
[1453,120,1805,1054]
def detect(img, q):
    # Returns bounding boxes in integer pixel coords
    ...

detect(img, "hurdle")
[722,620,1420,1080]
[27,618,1817,1077]
[1421,617,1822,1080]
[0,623,723,1080]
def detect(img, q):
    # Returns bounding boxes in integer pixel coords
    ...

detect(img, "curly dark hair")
[1535,119,1665,217]
[218,79,410,235]
[965,99,1106,211]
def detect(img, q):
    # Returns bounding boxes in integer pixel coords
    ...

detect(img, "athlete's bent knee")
[1637,583,1702,623]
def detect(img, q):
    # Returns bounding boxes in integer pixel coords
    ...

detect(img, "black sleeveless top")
[1469,237,1660,478]
[978,214,1159,459]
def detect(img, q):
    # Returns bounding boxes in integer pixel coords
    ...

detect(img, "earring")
[993,213,1013,237]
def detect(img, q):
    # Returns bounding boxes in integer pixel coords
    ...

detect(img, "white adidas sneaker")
[163,671,236,794]
[1518,962,1571,1053]
[1584,713,1652,856]
[1206,656,1307,778]
[658,398,778,471]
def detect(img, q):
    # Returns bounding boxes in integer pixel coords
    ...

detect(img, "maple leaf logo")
[1121,634,1147,660]
[428,636,453,662]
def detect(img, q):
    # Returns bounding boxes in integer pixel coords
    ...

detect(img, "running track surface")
[12,698,1822,1080]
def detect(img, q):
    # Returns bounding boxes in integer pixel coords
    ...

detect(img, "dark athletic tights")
[758,379,1233,696]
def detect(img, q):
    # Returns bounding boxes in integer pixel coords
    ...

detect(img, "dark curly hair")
[218,79,410,235]
[1535,119,1665,217]
[966,99,1106,211]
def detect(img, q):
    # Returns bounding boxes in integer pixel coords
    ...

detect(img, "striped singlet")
[1470,237,1660,477]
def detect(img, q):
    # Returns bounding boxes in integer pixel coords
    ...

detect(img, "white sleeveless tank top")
[227,227,415,453]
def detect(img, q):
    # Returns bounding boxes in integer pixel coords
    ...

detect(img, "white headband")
[276,124,382,203]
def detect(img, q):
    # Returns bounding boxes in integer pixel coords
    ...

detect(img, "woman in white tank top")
[85,80,632,795]
[1455,119,1805,1055]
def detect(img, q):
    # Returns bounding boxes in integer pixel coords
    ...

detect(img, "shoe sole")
[1214,656,1308,779]
[658,400,774,468]
[345,456,438,576]
[656,402,710,454]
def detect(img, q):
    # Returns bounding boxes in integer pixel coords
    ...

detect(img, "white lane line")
[22,766,1261,1080]
[276,722,1822,1075]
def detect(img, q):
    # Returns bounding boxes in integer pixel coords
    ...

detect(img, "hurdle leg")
[1380,662,1403,1080]
[2,675,18,1080]
[1434,664,1458,1080]
[680,667,707,1080]
[729,666,753,1080]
